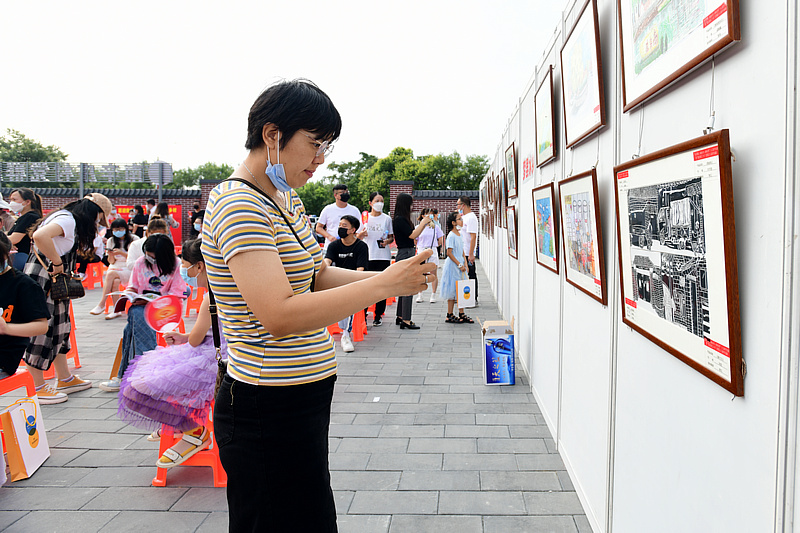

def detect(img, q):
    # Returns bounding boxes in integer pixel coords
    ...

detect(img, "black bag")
[35,253,84,301]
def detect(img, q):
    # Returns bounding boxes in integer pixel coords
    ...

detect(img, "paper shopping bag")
[0,445,6,485]
[0,396,50,481]
[456,278,476,308]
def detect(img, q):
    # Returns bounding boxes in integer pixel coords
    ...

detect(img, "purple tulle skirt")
[118,334,226,432]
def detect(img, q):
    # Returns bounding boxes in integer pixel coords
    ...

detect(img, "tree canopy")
[169,162,234,189]
[0,129,68,162]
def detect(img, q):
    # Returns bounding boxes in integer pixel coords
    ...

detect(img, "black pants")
[395,247,415,321]
[367,259,391,318]
[214,374,338,532]
[467,259,478,302]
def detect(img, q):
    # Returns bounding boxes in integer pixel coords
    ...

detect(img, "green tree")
[168,162,234,189]
[0,129,68,162]
[295,179,335,216]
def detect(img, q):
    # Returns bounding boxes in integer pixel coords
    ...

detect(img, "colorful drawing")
[631,0,705,75]
[563,191,596,277]
[535,198,556,259]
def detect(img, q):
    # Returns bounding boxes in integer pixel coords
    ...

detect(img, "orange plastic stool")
[327,323,342,335]
[152,401,227,488]
[156,319,186,347]
[81,262,105,290]
[0,369,37,453]
[104,284,128,314]
[184,287,207,316]
[43,301,81,380]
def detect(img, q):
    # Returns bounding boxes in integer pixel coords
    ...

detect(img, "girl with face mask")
[7,188,44,270]
[90,217,140,319]
[116,238,224,469]
[99,234,187,393]
[361,192,395,326]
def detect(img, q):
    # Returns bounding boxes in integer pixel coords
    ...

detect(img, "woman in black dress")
[392,193,434,329]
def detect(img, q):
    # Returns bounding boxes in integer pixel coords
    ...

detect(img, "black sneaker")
[373,317,383,327]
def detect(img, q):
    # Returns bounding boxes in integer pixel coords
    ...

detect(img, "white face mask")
[8,201,23,214]
[372,202,384,213]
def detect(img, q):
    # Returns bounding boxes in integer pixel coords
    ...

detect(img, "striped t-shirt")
[202,180,335,386]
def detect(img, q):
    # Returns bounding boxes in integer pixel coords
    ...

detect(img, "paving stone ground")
[0,262,590,532]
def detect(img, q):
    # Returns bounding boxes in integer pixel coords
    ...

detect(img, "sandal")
[155,427,211,469]
[148,428,182,442]
[458,313,474,324]
[445,313,464,324]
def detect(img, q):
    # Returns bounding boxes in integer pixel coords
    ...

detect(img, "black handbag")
[35,253,85,301]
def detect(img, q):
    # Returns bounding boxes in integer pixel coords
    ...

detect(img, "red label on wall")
[617,171,629,180]
[693,146,719,161]
[593,105,600,113]
[704,338,730,357]
[703,3,727,27]
[625,298,637,308]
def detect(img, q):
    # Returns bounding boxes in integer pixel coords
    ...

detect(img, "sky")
[1,1,564,180]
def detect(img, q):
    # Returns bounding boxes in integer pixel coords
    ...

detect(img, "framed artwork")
[532,183,559,273]
[500,169,508,228]
[535,65,557,167]
[613,129,742,395]
[507,206,518,259]
[560,0,606,149]
[505,143,518,199]
[617,0,741,112]
[558,169,607,304]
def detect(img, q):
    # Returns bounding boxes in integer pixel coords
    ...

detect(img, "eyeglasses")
[302,132,334,158]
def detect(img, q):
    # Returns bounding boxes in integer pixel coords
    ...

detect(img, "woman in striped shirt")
[204,80,436,532]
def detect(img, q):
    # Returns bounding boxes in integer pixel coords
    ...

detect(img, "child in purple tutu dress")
[118,238,224,469]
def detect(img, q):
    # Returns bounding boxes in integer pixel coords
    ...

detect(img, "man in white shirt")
[316,184,362,252]
[457,195,479,305]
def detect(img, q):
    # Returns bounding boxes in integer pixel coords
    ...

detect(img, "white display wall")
[480,0,800,531]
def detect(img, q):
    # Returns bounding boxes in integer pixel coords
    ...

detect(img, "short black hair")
[147,199,156,206]
[340,215,360,229]
[333,184,348,192]
[143,234,176,277]
[245,79,342,151]
[458,195,471,207]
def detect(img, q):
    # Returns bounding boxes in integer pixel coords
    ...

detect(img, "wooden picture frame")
[500,169,508,228]
[560,0,606,149]
[617,0,741,112]
[507,206,518,259]
[505,143,518,199]
[558,169,607,304]
[532,183,559,273]
[535,65,557,167]
[613,129,742,396]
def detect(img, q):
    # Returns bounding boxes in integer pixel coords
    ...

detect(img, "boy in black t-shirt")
[0,233,50,378]
[324,215,368,353]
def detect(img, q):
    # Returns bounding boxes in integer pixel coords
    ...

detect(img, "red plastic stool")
[152,401,227,488]
[184,287,207,316]
[351,310,368,342]
[104,284,128,314]
[81,262,105,290]
[327,323,342,335]
[42,301,81,380]
[0,369,37,453]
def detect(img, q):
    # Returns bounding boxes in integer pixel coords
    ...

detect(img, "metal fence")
[0,161,173,187]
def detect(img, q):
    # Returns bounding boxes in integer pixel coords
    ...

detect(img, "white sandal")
[155,428,210,469]
[147,428,183,442]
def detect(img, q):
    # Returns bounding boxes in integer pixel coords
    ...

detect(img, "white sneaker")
[89,304,105,315]
[99,377,121,392]
[341,333,355,353]
[416,294,424,303]
[104,312,122,320]
[430,294,437,303]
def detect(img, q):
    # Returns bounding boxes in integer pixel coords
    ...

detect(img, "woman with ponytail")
[7,187,43,270]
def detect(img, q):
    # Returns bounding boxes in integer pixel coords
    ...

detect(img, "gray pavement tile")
[388,515,483,533]
[125,434,163,450]
[516,454,568,471]
[419,393,474,405]
[367,453,443,471]
[44,447,88,466]
[443,453,519,471]
[396,384,450,393]
[445,403,505,414]
[387,403,446,414]
[330,424,383,437]
[445,425,510,438]
[558,471,576,491]
[337,437,409,454]
[474,393,534,404]
[51,431,142,450]
[66,449,156,467]
[332,402,390,414]
[0,511,27,531]
[503,403,543,414]
[55,419,129,433]
[423,376,475,385]
[3,511,117,533]
[97,510,208,532]
[171,487,228,511]
[545,438,558,453]
[349,490,438,515]
[414,413,476,425]
[196,511,230,532]
[379,424,445,438]
[338,514,391,533]
[329,453,371,470]
[0,486,103,510]
[398,471,480,491]
[331,413,357,424]
[335,490,356,513]
[82,486,187,510]
[71,466,164,487]
[46,432,78,447]
[480,471,562,491]
[375,376,424,385]
[366,393,422,403]
[574,514,594,532]
[353,413,416,425]
[477,438,548,454]
[333,392,370,403]
[330,470,401,491]
[342,384,400,393]
[509,425,555,438]
[438,490,526,515]
[476,413,538,425]
[45,407,118,420]
[407,437,477,454]
[336,376,378,385]
[483,515,579,533]
[523,492,585,514]
[8,466,92,487]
